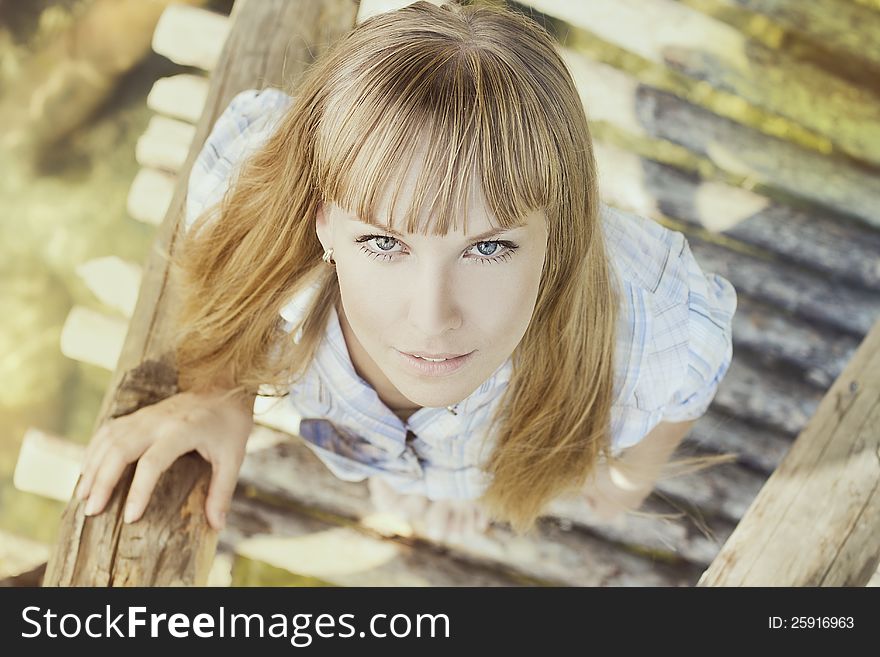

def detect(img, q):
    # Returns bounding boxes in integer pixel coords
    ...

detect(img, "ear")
[315,201,332,251]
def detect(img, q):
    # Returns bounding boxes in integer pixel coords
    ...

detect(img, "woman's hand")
[74,388,254,531]
[582,458,655,523]
[367,476,490,542]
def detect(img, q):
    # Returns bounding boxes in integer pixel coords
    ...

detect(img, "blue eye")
[354,234,519,264]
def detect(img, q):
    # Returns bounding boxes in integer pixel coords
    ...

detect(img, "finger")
[204,450,243,531]
[78,421,113,475]
[122,435,195,524]
[75,422,117,499]
[83,442,140,517]
[79,425,134,505]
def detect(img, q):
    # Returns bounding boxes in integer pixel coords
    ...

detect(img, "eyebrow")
[357,216,525,242]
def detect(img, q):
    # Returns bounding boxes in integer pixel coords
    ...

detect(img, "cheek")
[336,265,405,337]
[459,266,540,339]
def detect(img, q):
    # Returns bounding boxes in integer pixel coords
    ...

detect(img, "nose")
[406,263,462,338]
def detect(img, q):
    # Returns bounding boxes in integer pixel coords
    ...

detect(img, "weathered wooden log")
[597,141,880,290]
[685,409,792,475]
[43,0,360,588]
[712,353,823,438]
[520,0,880,166]
[731,295,860,390]
[563,47,880,231]
[686,235,880,337]
[698,317,880,586]
[718,0,880,70]
[653,453,768,523]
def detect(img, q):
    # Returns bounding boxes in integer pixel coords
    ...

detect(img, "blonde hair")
[167,0,734,535]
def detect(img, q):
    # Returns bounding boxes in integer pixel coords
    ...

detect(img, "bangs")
[313,46,563,236]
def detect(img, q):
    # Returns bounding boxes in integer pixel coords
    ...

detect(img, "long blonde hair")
[168,1,733,535]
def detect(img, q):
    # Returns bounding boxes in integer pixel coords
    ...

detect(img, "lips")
[396,349,475,376]
[404,351,467,360]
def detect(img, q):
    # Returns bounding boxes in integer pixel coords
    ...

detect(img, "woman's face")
[315,172,548,413]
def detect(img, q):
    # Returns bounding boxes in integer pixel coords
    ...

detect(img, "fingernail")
[123,505,136,524]
[84,497,99,516]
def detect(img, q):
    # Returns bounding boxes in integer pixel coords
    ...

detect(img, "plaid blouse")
[184,88,738,500]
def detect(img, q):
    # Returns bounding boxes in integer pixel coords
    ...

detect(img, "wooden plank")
[237,429,703,585]
[43,0,360,588]
[135,114,196,172]
[563,47,880,231]
[127,167,177,225]
[597,141,880,291]
[707,0,880,69]
[75,256,143,318]
[686,236,880,337]
[59,306,128,371]
[519,0,880,166]
[146,73,210,123]
[711,354,823,438]
[151,4,230,70]
[13,428,84,502]
[698,318,880,586]
[222,495,555,587]
[684,410,792,475]
[731,296,859,390]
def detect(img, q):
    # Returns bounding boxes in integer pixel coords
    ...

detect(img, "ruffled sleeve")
[608,233,737,454]
[660,239,737,423]
[183,87,293,234]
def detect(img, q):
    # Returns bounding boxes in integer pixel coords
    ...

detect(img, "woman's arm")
[583,419,696,521]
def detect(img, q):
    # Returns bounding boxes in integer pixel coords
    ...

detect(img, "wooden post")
[698,318,880,586]
[42,0,358,587]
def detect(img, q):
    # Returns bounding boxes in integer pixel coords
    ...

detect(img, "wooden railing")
[42,0,360,587]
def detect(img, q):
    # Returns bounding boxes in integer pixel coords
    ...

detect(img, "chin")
[392,379,478,409]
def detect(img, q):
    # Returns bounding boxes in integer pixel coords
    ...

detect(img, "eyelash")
[354,234,520,264]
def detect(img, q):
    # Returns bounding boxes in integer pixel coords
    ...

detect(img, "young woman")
[75,1,737,541]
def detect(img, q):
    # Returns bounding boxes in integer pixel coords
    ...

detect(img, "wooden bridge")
[9,0,880,586]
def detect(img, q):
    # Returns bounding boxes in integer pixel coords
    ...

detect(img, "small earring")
[322,248,336,266]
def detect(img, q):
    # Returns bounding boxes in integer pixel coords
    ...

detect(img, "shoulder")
[601,202,738,453]
[185,87,295,232]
